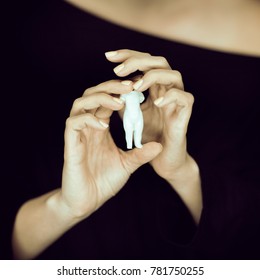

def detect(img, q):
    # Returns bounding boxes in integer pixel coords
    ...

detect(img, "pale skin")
[65,0,260,57]
[12,0,259,259]
[12,49,201,259]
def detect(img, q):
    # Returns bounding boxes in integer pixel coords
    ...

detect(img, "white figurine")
[120,90,145,149]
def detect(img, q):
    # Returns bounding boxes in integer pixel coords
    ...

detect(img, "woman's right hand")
[59,80,162,219]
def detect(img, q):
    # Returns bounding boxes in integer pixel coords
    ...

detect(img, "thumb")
[124,142,163,174]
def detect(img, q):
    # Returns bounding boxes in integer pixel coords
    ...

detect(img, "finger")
[154,88,194,126]
[154,88,194,108]
[133,69,184,92]
[112,56,171,77]
[94,107,115,119]
[105,49,151,63]
[70,93,125,117]
[83,80,133,96]
[65,113,108,149]
[123,142,163,174]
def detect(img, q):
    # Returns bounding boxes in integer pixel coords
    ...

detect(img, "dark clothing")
[2,0,260,259]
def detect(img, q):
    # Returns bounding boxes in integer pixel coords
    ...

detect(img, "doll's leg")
[123,121,134,149]
[134,118,143,149]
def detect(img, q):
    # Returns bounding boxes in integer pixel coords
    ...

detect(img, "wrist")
[45,189,84,227]
[167,155,200,188]
[166,156,202,224]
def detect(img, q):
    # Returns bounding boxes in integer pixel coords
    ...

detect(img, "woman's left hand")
[105,49,196,184]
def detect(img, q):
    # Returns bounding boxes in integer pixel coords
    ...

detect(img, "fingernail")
[113,64,124,74]
[105,51,118,58]
[121,80,132,86]
[99,120,109,128]
[112,97,124,104]
[154,97,164,106]
[133,79,143,90]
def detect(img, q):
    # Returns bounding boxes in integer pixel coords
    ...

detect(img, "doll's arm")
[138,91,145,103]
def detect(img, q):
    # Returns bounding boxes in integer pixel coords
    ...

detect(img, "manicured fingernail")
[105,51,118,58]
[154,97,164,106]
[112,97,124,104]
[121,80,132,86]
[113,64,124,74]
[99,120,109,128]
[133,79,143,90]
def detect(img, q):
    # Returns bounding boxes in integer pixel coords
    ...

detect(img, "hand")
[105,49,196,184]
[60,80,163,219]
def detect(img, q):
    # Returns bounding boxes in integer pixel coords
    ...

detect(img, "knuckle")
[186,92,195,106]
[73,97,82,108]
[83,87,92,96]
[143,52,151,57]
[173,70,182,80]
[65,117,73,128]
[156,56,168,65]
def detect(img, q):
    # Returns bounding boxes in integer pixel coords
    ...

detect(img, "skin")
[13,0,259,259]
[106,50,201,221]
[12,50,201,259]
[65,0,260,56]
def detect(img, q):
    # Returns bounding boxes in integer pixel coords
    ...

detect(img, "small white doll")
[120,90,145,149]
